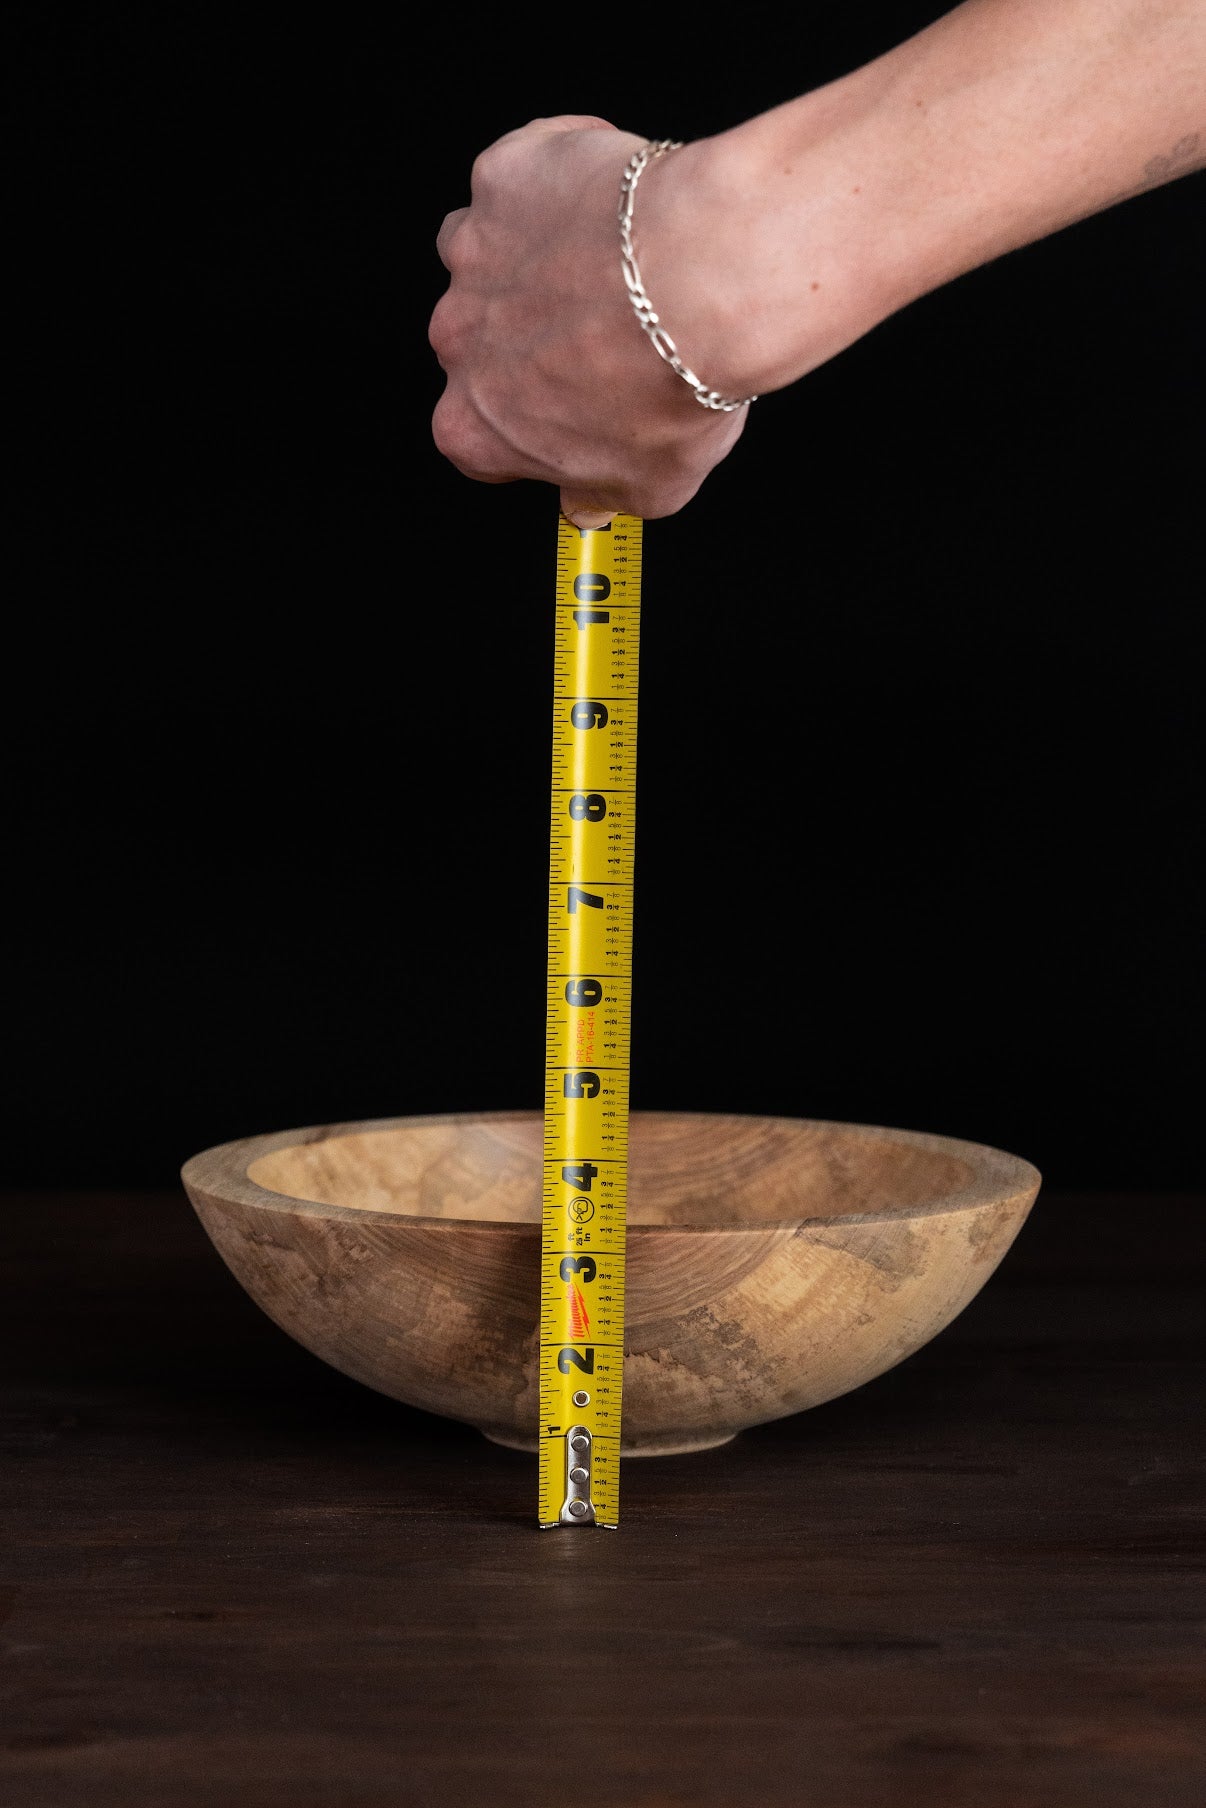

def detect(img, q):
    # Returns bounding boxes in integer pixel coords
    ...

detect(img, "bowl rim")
[180,1109,1041,1232]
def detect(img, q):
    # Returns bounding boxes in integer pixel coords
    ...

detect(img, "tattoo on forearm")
[1106,132,1204,207]
[1139,132,1203,188]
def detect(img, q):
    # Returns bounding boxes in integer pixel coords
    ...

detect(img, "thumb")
[560,492,617,531]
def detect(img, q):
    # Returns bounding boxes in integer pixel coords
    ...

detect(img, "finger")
[560,492,618,531]
[435,207,469,270]
[432,391,529,486]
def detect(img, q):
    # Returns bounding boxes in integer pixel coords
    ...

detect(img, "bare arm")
[429,0,1205,526]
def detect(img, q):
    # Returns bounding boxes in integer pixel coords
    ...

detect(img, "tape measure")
[538,511,642,1528]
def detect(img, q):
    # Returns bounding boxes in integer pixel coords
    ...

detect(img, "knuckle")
[430,393,467,463]
[427,299,464,366]
[431,394,503,483]
[469,140,509,196]
[435,207,468,271]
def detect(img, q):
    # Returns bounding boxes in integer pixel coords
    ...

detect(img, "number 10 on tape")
[538,512,642,1528]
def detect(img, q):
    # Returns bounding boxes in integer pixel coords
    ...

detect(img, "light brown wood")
[181,1112,1040,1455]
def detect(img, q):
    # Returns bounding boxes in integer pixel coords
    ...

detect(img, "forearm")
[640,0,1206,397]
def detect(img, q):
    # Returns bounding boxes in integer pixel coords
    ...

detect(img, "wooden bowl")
[181,1112,1040,1456]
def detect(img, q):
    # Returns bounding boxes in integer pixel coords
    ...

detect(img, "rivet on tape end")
[558,1425,597,1526]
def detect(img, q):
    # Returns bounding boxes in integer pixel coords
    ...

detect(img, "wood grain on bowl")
[181,1112,1040,1456]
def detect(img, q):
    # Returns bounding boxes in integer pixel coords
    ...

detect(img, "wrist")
[628,75,922,403]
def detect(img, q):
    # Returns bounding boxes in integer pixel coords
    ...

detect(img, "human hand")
[429,117,748,528]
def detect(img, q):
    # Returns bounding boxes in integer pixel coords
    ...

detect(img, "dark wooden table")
[2,1187,1202,1807]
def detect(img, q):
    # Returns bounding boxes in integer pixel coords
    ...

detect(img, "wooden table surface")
[2,1186,1202,1807]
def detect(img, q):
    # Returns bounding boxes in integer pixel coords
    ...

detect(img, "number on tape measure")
[538,513,642,1529]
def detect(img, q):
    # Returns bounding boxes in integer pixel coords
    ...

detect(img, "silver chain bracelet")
[618,140,757,414]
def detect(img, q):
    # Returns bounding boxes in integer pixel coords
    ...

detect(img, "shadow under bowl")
[181,1110,1040,1456]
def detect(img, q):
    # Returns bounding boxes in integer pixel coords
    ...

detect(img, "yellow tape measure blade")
[538,513,642,1528]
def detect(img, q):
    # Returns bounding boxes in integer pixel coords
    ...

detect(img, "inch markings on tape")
[538,512,642,1529]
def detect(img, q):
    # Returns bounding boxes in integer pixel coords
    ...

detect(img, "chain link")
[618,140,757,414]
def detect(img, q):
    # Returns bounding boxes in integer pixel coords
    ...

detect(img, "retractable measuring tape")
[538,511,642,1528]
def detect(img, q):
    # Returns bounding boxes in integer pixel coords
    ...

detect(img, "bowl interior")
[244,1112,990,1228]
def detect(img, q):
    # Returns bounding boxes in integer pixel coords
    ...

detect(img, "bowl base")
[480,1427,740,1458]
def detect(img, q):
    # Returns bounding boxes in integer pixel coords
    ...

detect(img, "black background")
[7,3,1202,1192]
